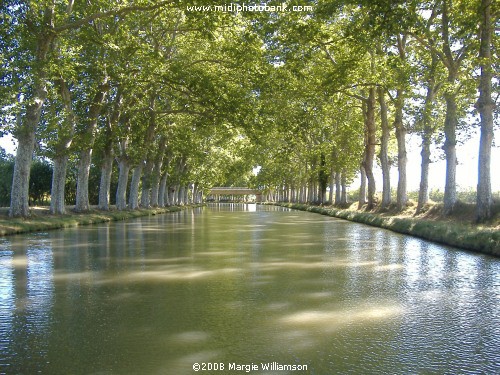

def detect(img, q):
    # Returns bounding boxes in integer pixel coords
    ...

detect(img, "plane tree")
[475,0,498,222]
[0,0,174,217]
[410,0,477,214]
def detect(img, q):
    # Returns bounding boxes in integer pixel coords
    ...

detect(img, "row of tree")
[249,0,497,222]
[1,1,264,216]
[0,0,497,222]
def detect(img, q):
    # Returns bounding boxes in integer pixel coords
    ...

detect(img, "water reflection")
[0,204,498,374]
[0,243,15,369]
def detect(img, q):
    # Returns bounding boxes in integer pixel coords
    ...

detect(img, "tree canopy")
[1,0,498,221]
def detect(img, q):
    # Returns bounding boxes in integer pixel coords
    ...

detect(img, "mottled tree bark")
[50,78,76,214]
[394,88,407,211]
[129,164,143,210]
[116,158,130,210]
[476,0,495,222]
[158,173,168,207]
[150,163,162,207]
[341,172,348,205]
[140,159,154,208]
[363,87,377,210]
[75,80,109,212]
[417,136,432,213]
[329,166,335,205]
[334,171,341,206]
[10,10,55,217]
[441,0,464,215]
[358,165,367,209]
[442,86,458,215]
[149,138,167,207]
[98,150,114,210]
[50,156,69,214]
[318,153,328,204]
[75,149,93,212]
[99,89,121,211]
[416,62,439,214]
[378,87,391,209]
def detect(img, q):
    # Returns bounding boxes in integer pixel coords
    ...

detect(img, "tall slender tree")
[476,0,496,222]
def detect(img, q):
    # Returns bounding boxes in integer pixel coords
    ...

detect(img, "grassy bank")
[0,205,199,236]
[272,202,500,257]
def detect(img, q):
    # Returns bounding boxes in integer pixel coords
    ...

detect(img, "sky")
[369,128,500,192]
[1,129,499,192]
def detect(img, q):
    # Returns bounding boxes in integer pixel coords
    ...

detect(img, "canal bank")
[271,203,500,256]
[0,205,201,236]
[1,203,498,374]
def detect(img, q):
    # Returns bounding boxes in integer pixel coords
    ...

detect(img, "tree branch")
[54,1,173,33]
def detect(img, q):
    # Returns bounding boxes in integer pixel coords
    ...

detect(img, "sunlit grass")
[275,203,500,256]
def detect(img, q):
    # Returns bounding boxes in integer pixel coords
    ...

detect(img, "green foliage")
[0,148,14,206]
[1,0,496,212]
[29,158,52,205]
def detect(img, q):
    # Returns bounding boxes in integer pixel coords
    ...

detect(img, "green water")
[0,204,499,374]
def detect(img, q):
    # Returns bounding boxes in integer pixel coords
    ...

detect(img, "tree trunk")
[318,153,328,204]
[169,186,175,206]
[10,126,38,217]
[74,80,109,212]
[150,138,167,207]
[298,185,305,203]
[416,52,440,215]
[50,155,69,214]
[417,135,431,213]
[441,1,460,216]
[129,164,143,210]
[50,78,76,214]
[328,166,335,205]
[358,165,367,209]
[75,149,92,212]
[378,86,391,209]
[9,10,55,218]
[394,89,407,211]
[341,172,348,205]
[476,0,495,222]
[99,89,122,211]
[363,87,377,210]
[192,184,198,204]
[158,173,168,207]
[417,90,436,214]
[116,159,130,210]
[443,88,458,215]
[98,150,114,210]
[184,185,190,204]
[335,171,341,205]
[140,159,154,208]
[150,164,161,207]
[178,185,185,205]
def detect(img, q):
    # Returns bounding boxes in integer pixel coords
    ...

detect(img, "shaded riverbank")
[272,203,499,256]
[0,205,200,236]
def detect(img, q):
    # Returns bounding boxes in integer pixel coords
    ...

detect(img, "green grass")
[0,205,192,236]
[273,202,499,257]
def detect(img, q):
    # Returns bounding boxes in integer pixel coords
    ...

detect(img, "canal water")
[0,204,499,374]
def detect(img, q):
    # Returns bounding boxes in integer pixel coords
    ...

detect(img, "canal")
[0,204,499,374]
